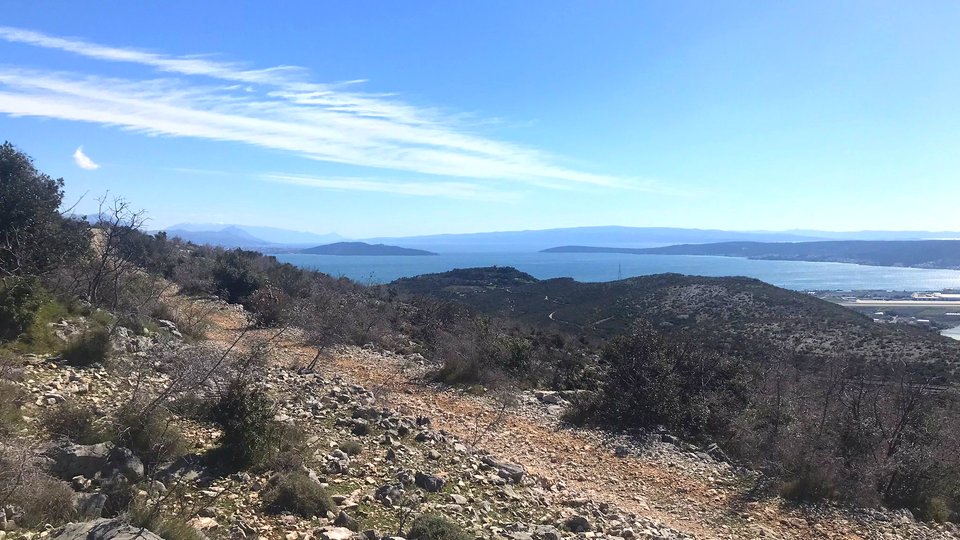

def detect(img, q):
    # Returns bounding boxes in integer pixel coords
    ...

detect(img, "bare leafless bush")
[0,442,77,528]
[40,399,110,444]
[729,354,960,520]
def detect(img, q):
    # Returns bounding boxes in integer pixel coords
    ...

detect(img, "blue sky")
[1,1,958,237]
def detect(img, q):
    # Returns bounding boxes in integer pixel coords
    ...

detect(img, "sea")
[275,252,960,291]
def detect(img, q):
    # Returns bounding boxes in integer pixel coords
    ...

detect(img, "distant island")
[543,240,960,270]
[300,241,437,256]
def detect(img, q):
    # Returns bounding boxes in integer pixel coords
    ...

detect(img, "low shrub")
[779,467,838,503]
[101,474,138,517]
[11,474,77,527]
[268,450,306,473]
[432,318,509,386]
[407,513,471,540]
[210,383,277,471]
[17,298,70,354]
[0,277,44,342]
[245,285,291,327]
[0,447,77,528]
[61,328,111,367]
[262,470,336,517]
[166,393,215,421]
[41,400,110,444]
[165,302,212,340]
[568,321,750,439]
[0,380,24,436]
[339,440,364,456]
[128,505,205,540]
[113,402,188,471]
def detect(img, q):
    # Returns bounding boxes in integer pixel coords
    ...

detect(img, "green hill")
[393,267,960,381]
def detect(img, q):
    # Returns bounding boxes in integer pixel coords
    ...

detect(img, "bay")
[274,252,960,291]
[943,325,960,341]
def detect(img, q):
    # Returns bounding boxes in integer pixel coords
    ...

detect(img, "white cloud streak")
[72,146,99,169]
[0,27,669,196]
[263,173,519,202]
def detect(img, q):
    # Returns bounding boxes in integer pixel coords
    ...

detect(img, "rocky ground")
[4,294,960,540]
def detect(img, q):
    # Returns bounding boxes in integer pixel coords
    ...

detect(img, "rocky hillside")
[392,268,960,380]
[3,292,959,540]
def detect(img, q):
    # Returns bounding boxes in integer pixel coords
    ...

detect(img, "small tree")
[0,142,90,280]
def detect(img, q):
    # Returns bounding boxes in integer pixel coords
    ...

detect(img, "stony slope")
[5,293,960,540]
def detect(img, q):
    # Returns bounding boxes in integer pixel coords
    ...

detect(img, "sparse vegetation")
[339,439,364,456]
[0,445,78,528]
[128,504,206,540]
[0,380,23,436]
[113,401,189,471]
[41,400,110,444]
[61,328,112,367]
[407,513,472,540]
[210,382,279,471]
[262,469,336,517]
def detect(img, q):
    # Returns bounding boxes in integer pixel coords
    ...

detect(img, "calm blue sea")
[274,252,960,292]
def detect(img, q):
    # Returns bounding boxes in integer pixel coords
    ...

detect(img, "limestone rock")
[414,471,445,493]
[50,519,163,540]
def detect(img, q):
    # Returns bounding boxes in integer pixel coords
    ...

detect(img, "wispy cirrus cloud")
[0,26,667,198]
[72,146,99,170]
[263,173,519,202]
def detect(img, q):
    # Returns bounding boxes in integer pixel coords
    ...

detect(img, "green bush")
[0,380,24,436]
[407,513,471,540]
[0,142,91,279]
[339,440,364,456]
[262,470,336,518]
[61,328,112,367]
[41,400,110,444]
[212,249,263,303]
[210,383,277,471]
[16,298,70,354]
[570,322,750,438]
[114,402,188,471]
[0,278,44,342]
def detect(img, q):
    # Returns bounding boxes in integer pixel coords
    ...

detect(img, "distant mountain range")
[300,242,436,256]
[163,223,341,249]
[544,240,960,270]
[366,226,960,253]
[160,223,960,254]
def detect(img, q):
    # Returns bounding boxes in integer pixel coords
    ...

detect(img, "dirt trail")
[198,303,898,540]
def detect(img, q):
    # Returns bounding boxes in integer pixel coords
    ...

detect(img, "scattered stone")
[482,456,525,483]
[47,441,143,482]
[565,515,591,533]
[532,525,561,540]
[50,519,163,540]
[334,510,359,531]
[319,527,356,540]
[414,471,445,493]
[74,493,107,520]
